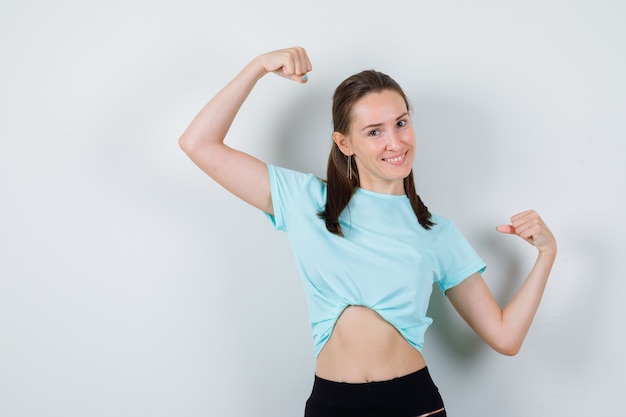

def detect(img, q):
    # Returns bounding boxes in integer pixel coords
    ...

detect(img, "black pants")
[304,367,446,417]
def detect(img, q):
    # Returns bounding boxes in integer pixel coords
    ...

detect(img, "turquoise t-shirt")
[265,164,486,357]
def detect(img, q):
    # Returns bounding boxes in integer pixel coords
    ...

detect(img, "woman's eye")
[397,120,407,128]
[368,129,380,137]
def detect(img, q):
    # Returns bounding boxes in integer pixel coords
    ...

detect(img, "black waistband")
[308,367,441,409]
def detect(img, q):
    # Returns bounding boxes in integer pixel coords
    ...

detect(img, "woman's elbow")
[491,338,522,356]
[178,133,195,155]
[497,345,521,357]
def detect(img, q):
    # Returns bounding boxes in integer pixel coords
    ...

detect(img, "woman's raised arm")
[178,47,312,214]
[446,210,557,355]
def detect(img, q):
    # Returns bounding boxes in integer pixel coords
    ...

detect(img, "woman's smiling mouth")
[382,151,408,164]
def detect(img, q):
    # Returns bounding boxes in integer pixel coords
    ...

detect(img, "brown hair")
[318,70,434,236]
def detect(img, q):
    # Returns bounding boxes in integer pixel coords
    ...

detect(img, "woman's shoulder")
[429,212,453,229]
[267,164,327,203]
[267,164,324,186]
[424,212,468,240]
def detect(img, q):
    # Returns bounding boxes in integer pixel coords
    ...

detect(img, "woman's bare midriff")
[315,305,426,383]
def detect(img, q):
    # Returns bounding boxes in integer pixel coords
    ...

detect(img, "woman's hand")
[496,210,557,255]
[254,46,312,84]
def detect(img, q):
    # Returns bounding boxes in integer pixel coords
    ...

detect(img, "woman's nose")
[386,131,402,150]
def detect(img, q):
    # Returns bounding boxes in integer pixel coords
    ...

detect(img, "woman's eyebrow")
[360,112,410,132]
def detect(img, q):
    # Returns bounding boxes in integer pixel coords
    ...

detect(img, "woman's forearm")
[178,57,267,154]
[500,249,556,354]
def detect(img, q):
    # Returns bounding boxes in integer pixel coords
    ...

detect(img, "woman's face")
[337,89,415,195]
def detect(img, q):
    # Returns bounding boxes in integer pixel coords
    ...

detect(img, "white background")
[1,1,624,415]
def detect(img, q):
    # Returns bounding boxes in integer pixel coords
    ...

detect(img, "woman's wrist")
[243,55,270,82]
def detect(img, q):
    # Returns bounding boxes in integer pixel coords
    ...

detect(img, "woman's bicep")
[446,273,508,353]
[182,142,273,214]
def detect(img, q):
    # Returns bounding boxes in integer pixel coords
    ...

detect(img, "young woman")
[178,46,557,417]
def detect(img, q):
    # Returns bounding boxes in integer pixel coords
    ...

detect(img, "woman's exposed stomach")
[315,305,426,383]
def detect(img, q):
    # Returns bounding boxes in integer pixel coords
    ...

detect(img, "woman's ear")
[332,132,352,156]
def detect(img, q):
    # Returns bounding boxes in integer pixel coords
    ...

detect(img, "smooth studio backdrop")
[1,1,624,416]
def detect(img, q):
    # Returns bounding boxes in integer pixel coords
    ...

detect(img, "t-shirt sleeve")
[263,164,314,232]
[437,222,487,293]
